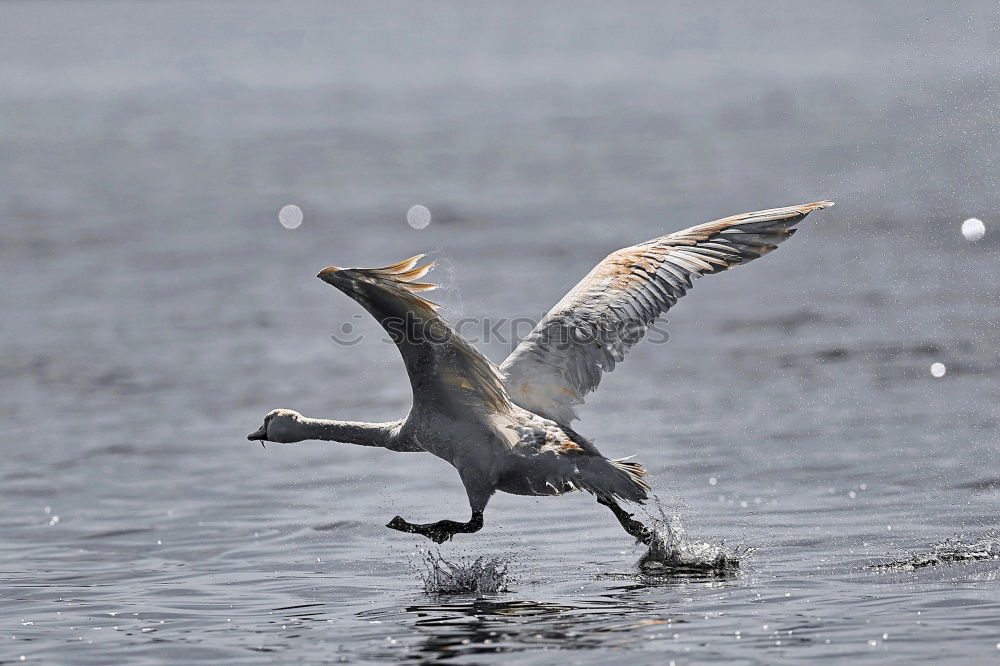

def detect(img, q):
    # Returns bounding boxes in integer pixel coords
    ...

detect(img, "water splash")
[637,502,747,576]
[869,533,1000,571]
[419,550,512,595]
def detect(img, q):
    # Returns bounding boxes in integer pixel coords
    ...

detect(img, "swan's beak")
[317,266,342,284]
[247,425,267,441]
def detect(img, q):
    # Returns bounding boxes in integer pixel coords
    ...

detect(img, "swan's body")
[249,201,832,543]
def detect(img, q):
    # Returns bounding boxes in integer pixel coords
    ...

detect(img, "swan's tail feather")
[577,456,650,503]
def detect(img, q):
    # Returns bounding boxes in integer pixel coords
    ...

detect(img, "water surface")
[3,2,1000,663]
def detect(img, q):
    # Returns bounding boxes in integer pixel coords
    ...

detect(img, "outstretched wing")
[318,255,510,417]
[499,201,833,424]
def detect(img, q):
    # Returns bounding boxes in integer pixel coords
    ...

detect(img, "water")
[420,551,512,596]
[635,502,746,576]
[3,1,1000,663]
[870,534,1000,571]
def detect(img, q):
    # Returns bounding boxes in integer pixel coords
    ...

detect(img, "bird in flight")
[248,201,833,543]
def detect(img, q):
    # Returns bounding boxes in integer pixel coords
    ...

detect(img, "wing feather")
[499,201,833,424]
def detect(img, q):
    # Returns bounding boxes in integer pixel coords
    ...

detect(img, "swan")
[248,201,833,543]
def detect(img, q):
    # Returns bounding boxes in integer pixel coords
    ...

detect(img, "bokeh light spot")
[407,204,431,229]
[930,362,946,378]
[961,217,985,241]
[279,204,303,229]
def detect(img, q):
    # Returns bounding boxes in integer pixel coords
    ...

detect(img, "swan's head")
[247,409,302,443]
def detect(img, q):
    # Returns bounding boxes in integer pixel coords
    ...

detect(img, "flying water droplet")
[930,362,946,378]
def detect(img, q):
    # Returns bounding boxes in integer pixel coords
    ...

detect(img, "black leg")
[386,511,484,544]
[598,495,652,545]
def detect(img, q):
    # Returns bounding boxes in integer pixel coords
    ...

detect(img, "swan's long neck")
[293,417,397,448]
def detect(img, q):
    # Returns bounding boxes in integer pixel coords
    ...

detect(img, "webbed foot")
[385,512,484,543]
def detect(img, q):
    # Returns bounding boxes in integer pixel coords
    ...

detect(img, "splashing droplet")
[961,217,985,241]
[407,205,431,230]
[637,501,746,576]
[869,532,1000,570]
[278,204,303,229]
[419,550,511,595]
[930,362,946,378]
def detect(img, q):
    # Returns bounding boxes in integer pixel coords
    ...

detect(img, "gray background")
[3,2,999,663]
